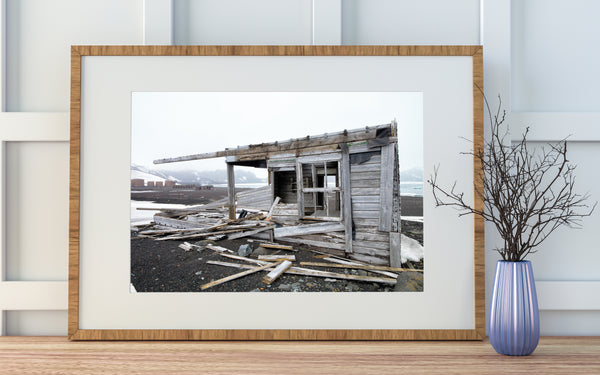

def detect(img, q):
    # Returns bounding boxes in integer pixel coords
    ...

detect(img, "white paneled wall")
[484,0,600,335]
[1,0,598,336]
[5,0,143,112]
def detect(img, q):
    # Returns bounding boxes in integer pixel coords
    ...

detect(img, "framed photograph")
[69,45,484,340]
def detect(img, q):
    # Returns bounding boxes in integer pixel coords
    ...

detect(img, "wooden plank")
[350,179,381,188]
[258,243,296,251]
[350,171,380,181]
[154,126,386,165]
[152,215,207,229]
[201,261,280,290]
[352,218,380,227]
[350,203,380,212]
[352,245,389,258]
[296,160,304,218]
[302,187,341,193]
[274,222,344,238]
[353,231,390,242]
[351,195,380,204]
[258,255,296,261]
[208,260,396,285]
[352,240,389,250]
[379,144,394,231]
[349,253,389,266]
[219,253,265,265]
[227,225,274,240]
[320,257,399,279]
[261,260,293,284]
[265,196,281,220]
[341,145,353,255]
[277,236,346,251]
[350,187,380,196]
[390,232,402,268]
[227,163,236,220]
[300,262,421,273]
[352,211,380,219]
[350,164,381,173]
[205,244,235,254]
[297,152,341,163]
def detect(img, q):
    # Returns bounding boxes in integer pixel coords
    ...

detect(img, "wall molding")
[0,113,69,335]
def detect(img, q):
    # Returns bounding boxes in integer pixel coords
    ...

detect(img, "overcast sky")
[131,92,423,175]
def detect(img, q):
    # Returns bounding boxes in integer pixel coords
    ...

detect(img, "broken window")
[297,160,341,220]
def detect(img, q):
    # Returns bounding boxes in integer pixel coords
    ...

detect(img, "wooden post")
[379,144,394,231]
[227,163,236,220]
[341,144,353,254]
[296,161,304,218]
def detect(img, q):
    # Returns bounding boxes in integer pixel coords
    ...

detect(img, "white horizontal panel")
[512,0,600,112]
[342,0,480,45]
[0,113,69,141]
[511,112,600,141]
[173,0,312,45]
[0,281,67,310]
[537,281,600,311]
[539,310,600,335]
[5,310,67,336]
[6,0,143,111]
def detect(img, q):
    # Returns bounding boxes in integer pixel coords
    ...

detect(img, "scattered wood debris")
[133,190,421,292]
[258,255,296,261]
[262,260,293,285]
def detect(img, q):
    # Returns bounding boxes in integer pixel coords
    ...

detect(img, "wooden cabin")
[154,121,402,267]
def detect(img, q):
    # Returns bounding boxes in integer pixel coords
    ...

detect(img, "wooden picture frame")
[69,45,484,340]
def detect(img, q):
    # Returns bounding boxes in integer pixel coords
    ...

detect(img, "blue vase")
[489,260,540,356]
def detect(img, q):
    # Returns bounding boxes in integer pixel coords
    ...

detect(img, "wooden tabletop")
[1,336,599,374]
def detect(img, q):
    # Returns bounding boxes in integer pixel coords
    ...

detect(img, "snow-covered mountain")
[130,164,266,185]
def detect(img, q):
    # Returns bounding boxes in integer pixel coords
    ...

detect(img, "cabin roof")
[154,121,397,166]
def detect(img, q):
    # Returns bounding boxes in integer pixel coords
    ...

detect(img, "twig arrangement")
[428,96,596,261]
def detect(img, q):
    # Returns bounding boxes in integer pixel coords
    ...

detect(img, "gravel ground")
[131,235,423,293]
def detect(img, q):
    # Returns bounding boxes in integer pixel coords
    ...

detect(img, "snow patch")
[401,234,423,263]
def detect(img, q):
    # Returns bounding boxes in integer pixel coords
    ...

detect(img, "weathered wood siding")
[348,150,391,265]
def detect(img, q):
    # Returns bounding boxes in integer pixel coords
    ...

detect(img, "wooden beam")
[153,124,391,165]
[258,255,296,261]
[261,260,293,284]
[300,262,421,273]
[227,163,236,220]
[379,143,394,231]
[258,243,296,251]
[296,160,304,219]
[265,196,281,220]
[207,261,397,285]
[341,144,353,254]
[321,257,398,279]
[227,225,274,240]
[389,232,402,268]
[201,261,280,290]
[274,222,344,238]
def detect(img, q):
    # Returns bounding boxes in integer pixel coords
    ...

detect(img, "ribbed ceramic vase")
[489,260,540,356]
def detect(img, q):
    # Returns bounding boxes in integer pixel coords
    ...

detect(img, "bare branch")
[427,96,597,262]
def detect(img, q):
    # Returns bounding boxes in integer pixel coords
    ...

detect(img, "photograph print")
[130,92,424,293]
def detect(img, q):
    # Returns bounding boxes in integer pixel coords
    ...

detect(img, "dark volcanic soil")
[130,189,424,293]
[131,235,423,293]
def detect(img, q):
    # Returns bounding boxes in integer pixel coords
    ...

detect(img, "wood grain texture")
[69,45,484,341]
[1,337,599,375]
